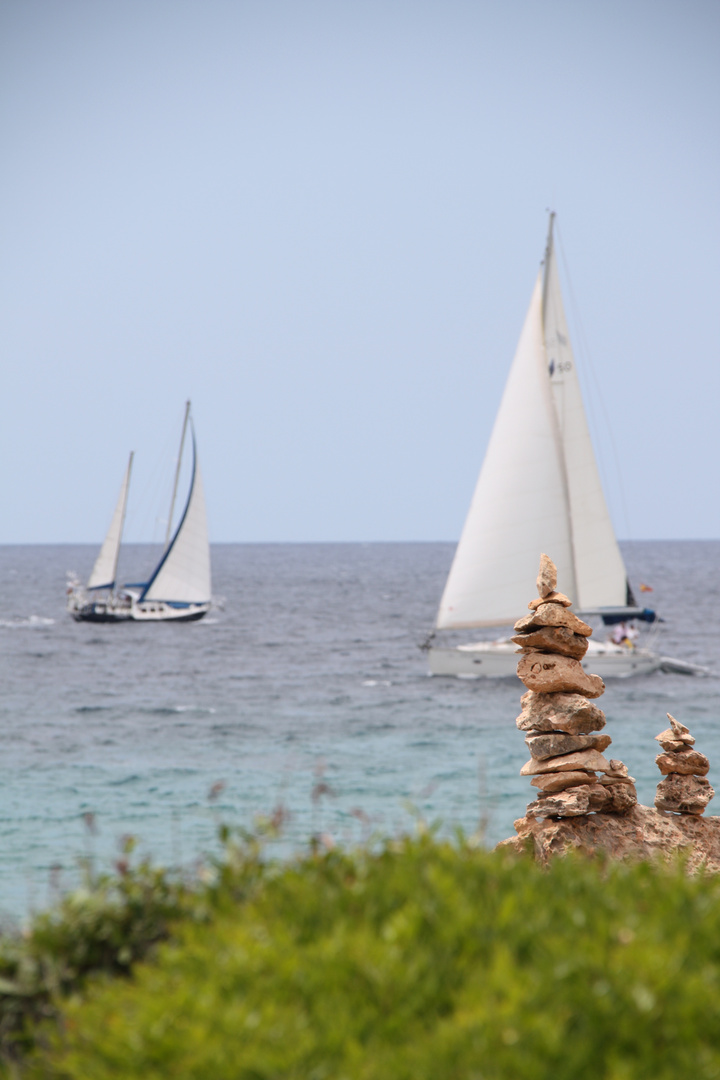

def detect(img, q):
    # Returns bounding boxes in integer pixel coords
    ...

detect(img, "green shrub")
[21,835,720,1080]
[0,855,190,1069]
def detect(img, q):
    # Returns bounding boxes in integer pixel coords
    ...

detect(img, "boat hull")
[428,639,663,679]
[69,597,210,623]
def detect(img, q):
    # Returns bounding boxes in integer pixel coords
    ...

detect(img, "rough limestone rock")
[656,735,694,753]
[655,774,715,815]
[531,770,598,793]
[520,748,611,776]
[598,782,638,814]
[528,592,572,610]
[525,731,611,760]
[526,785,593,818]
[511,625,589,660]
[526,781,636,819]
[667,713,693,740]
[655,727,695,751]
[655,749,710,776]
[599,774,636,787]
[514,604,592,636]
[516,691,606,735]
[498,805,720,872]
[536,553,557,598]
[517,651,605,698]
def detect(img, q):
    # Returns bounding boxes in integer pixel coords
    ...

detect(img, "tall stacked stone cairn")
[513,553,638,819]
[654,713,714,815]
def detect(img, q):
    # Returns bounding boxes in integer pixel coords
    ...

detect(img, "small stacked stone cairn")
[513,554,638,819]
[654,713,714,815]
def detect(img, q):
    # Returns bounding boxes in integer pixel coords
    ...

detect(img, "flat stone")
[516,691,606,735]
[520,748,612,776]
[655,749,709,776]
[511,625,589,660]
[528,591,573,610]
[656,737,693,752]
[531,770,598,792]
[655,774,714,815]
[536,553,557,598]
[514,604,593,636]
[655,726,695,750]
[498,804,720,871]
[517,651,605,698]
[599,775,636,786]
[525,731,611,760]
[526,786,591,818]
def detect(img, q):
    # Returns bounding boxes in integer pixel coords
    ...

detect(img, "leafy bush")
[19,833,720,1080]
[0,854,190,1068]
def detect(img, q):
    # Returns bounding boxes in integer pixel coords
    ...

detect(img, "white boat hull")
[428,638,663,679]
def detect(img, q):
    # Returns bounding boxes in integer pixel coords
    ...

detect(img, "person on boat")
[611,622,639,648]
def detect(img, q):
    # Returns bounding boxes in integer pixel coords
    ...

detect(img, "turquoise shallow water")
[0,541,718,920]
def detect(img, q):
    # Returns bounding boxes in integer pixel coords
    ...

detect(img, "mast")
[541,212,579,602]
[111,451,133,596]
[541,211,556,319]
[165,400,191,550]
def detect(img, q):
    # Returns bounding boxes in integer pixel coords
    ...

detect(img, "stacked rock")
[514,554,638,818]
[654,713,714,815]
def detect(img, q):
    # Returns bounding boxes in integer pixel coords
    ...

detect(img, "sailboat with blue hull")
[67,402,212,623]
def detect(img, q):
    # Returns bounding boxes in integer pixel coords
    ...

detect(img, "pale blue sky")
[1,0,718,543]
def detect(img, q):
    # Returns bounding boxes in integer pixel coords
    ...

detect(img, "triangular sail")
[436,218,630,631]
[87,452,133,591]
[543,224,629,609]
[436,275,574,629]
[141,430,211,604]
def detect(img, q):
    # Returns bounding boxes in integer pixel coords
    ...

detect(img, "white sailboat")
[427,215,689,679]
[67,401,212,623]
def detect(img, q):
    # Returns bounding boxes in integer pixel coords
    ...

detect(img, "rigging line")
[554,221,633,542]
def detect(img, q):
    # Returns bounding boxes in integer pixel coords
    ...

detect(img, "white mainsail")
[87,452,133,591]
[141,432,211,605]
[436,215,628,630]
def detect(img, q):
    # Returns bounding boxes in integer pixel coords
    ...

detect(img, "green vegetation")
[3,826,720,1078]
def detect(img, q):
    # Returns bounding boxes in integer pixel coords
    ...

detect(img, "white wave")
[0,615,55,629]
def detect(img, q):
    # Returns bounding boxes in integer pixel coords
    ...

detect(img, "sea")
[1,541,718,921]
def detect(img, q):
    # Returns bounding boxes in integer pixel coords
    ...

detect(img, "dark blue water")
[0,541,718,919]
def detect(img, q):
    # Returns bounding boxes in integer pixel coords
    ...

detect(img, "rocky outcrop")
[498,805,720,873]
[512,555,637,820]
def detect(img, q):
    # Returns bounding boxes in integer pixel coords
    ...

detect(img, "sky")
[1,0,718,544]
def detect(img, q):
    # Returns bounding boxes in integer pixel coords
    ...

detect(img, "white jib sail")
[87,452,133,591]
[543,232,628,609]
[142,437,211,605]
[436,274,575,629]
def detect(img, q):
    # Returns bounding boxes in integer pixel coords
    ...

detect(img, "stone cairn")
[654,713,714,815]
[513,554,638,819]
